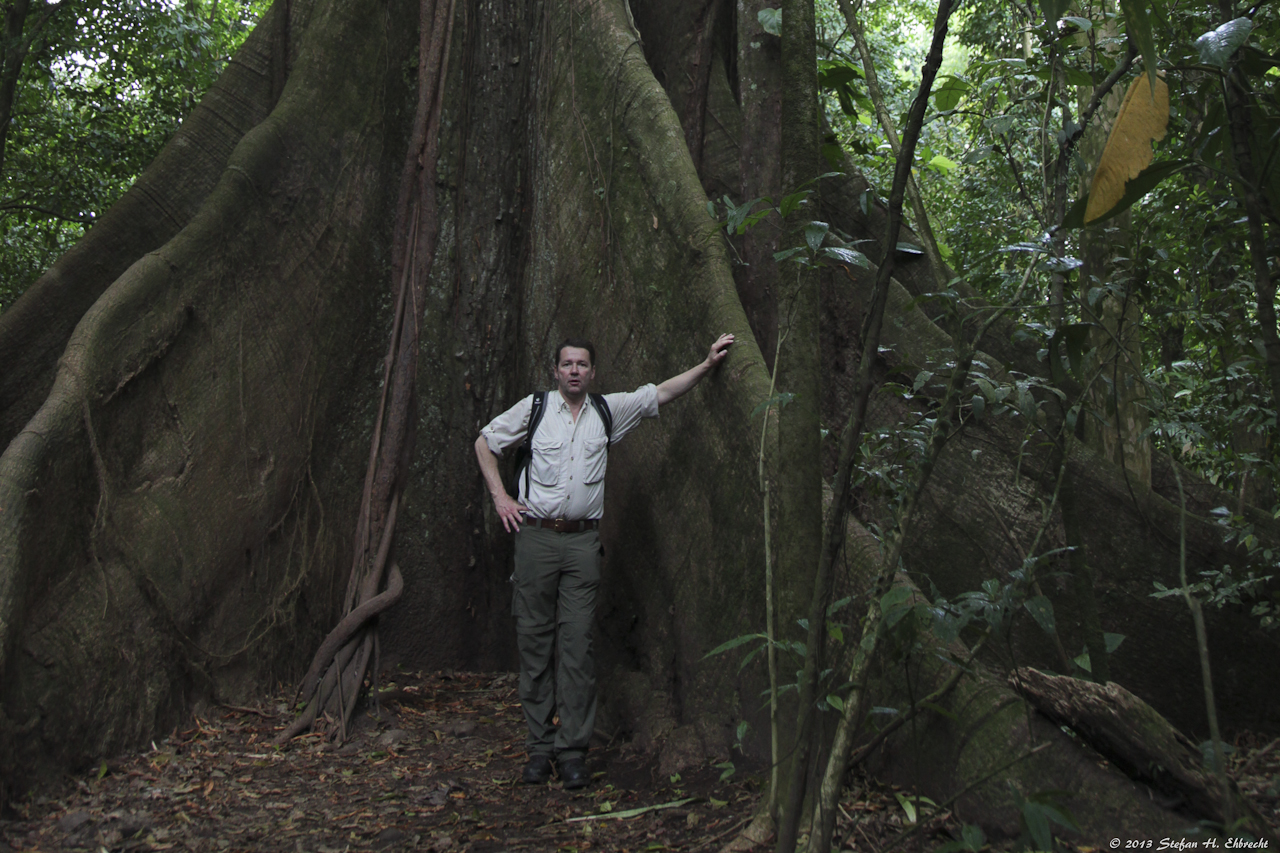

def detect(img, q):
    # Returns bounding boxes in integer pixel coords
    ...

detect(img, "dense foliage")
[0,0,266,312]
[817,0,1280,520]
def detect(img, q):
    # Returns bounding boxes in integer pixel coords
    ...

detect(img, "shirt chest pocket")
[530,437,563,486]
[581,437,609,485]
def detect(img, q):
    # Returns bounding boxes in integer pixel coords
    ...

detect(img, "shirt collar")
[552,390,594,413]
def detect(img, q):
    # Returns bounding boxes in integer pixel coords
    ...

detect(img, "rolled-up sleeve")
[603,384,659,444]
[480,395,534,457]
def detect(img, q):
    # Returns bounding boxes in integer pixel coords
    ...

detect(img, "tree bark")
[0,0,297,449]
[1,0,1277,840]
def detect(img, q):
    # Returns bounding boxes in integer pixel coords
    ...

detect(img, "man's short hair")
[554,338,596,367]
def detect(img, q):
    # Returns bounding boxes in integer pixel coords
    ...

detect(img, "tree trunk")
[1,2,1277,844]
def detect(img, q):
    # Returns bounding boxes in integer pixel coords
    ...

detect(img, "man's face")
[554,346,595,401]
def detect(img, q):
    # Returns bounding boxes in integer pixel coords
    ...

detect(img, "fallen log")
[1010,667,1274,841]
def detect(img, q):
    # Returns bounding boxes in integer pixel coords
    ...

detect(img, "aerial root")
[274,561,404,746]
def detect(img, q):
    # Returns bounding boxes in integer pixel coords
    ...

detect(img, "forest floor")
[2,669,1278,853]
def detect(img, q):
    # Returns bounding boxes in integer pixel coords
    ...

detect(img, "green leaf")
[935,823,987,852]
[880,586,912,614]
[821,246,871,268]
[827,595,853,616]
[932,75,970,111]
[1061,194,1086,230]
[1119,0,1158,89]
[1038,0,1069,27]
[750,391,796,420]
[773,246,807,264]
[821,142,845,169]
[895,241,923,255]
[928,154,958,174]
[971,394,985,419]
[984,114,1016,135]
[758,7,781,36]
[1063,66,1094,87]
[97,760,109,780]
[1063,15,1092,31]
[804,220,830,251]
[1196,17,1253,68]
[826,693,845,712]
[1069,159,1190,227]
[1047,323,1091,383]
[779,189,812,218]
[1104,632,1126,653]
[895,792,919,824]
[703,633,768,658]
[1024,595,1056,635]
[1062,323,1090,378]
[920,700,958,721]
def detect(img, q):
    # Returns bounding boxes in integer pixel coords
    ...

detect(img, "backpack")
[511,392,613,502]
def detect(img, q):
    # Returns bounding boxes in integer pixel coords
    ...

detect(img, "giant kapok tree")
[1,0,1278,846]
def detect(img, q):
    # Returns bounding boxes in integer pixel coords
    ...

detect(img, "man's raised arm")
[655,333,735,406]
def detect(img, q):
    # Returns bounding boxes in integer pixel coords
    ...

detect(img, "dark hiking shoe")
[522,754,553,784]
[558,758,590,790]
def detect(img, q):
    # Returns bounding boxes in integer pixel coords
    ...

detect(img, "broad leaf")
[1047,323,1092,383]
[1119,0,1159,89]
[758,7,781,36]
[805,220,830,251]
[1067,159,1189,228]
[1038,0,1069,28]
[879,586,913,615]
[933,75,970,111]
[928,154,958,174]
[704,633,768,658]
[1084,74,1169,224]
[1024,595,1057,635]
[821,246,871,268]
[779,188,811,218]
[1196,17,1252,68]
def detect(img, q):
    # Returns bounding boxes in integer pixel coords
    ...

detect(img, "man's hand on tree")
[493,492,528,533]
[706,333,734,367]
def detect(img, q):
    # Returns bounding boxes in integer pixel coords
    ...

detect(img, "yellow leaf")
[1084,74,1169,224]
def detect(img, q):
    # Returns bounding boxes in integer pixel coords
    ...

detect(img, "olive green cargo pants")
[511,526,600,761]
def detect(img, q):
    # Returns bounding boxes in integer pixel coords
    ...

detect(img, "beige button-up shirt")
[480,385,659,520]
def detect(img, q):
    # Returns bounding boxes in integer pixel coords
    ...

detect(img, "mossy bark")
[0,0,418,794]
[1,0,1276,824]
[0,0,302,449]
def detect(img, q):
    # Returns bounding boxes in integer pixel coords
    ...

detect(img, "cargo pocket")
[581,437,608,485]
[529,437,562,485]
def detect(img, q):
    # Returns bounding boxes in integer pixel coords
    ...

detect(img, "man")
[474,334,734,789]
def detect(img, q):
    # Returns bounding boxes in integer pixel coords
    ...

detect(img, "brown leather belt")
[523,517,600,533]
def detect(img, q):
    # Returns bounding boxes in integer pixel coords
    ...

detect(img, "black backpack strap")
[590,392,613,448]
[515,391,547,501]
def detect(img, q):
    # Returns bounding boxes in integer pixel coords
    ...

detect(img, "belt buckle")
[554,516,568,533]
